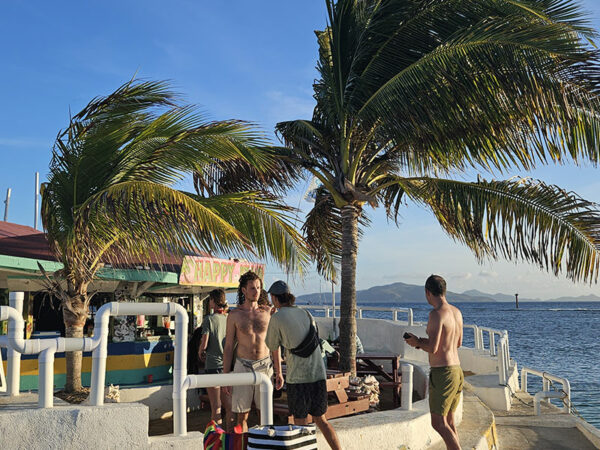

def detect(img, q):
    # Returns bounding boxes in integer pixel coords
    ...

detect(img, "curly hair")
[237,271,263,305]
[258,289,271,307]
[208,288,228,310]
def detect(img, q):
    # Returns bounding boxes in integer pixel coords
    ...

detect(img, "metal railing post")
[520,367,571,415]
[497,337,506,385]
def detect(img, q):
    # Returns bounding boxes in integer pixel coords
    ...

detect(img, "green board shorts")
[429,365,464,416]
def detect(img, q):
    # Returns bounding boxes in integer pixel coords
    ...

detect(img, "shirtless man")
[405,275,463,450]
[222,271,283,431]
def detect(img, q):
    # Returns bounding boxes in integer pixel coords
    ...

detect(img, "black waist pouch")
[290,312,321,358]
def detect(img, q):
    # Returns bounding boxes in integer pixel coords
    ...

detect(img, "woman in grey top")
[199,289,231,429]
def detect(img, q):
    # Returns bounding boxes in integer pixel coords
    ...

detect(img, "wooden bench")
[356,353,402,406]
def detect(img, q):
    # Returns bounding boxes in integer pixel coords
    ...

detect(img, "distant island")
[296,281,600,305]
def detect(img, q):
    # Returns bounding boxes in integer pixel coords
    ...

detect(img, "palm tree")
[276,0,600,374]
[41,79,307,392]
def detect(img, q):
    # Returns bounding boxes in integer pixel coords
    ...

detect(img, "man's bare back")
[405,275,464,450]
[427,303,463,367]
[228,306,270,360]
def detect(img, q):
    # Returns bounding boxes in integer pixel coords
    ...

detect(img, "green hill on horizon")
[296,281,600,304]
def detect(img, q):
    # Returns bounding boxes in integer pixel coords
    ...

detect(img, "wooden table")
[356,353,401,406]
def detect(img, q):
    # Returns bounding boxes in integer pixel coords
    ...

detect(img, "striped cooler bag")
[247,424,317,449]
[203,420,247,450]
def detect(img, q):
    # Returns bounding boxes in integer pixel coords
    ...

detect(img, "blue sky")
[1,1,600,299]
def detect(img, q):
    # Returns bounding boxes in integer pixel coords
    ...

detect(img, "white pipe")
[39,347,56,408]
[534,391,565,415]
[88,302,189,435]
[401,364,413,411]
[1,304,98,407]
[172,303,188,436]
[185,372,274,427]
[89,303,112,405]
[7,292,24,396]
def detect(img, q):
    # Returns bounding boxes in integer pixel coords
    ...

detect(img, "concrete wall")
[315,316,430,399]
[317,397,463,449]
[0,403,148,449]
[459,346,520,411]
[315,317,428,363]
[118,384,202,420]
[459,347,499,374]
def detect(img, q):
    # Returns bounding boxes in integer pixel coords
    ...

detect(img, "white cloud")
[478,270,498,278]
[450,272,473,281]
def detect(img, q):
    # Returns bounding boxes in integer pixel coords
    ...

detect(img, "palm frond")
[43,79,308,283]
[193,146,301,197]
[183,190,311,274]
[386,176,600,282]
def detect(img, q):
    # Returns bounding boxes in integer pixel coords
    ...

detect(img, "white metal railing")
[463,324,512,385]
[521,366,571,414]
[463,324,482,350]
[497,331,511,386]
[299,305,414,325]
[463,324,506,357]
[479,326,505,357]
[0,292,274,437]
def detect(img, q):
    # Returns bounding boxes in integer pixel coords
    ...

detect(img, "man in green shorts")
[405,275,464,450]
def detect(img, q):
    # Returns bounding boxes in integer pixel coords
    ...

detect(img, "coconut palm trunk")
[339,204,360,374]
[62,289,89,392]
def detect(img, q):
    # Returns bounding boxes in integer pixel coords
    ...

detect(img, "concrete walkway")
[493,392,597,450]
[429,389,599,450]
[430,391,498,450]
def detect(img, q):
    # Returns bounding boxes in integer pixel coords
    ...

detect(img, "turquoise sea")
[311,301,600,428]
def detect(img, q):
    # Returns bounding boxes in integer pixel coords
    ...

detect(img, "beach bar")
[0,221,264,391]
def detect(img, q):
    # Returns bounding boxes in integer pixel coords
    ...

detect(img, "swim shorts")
[231,356,273,413]
[286,379,328,419]
[429,365,464,416]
